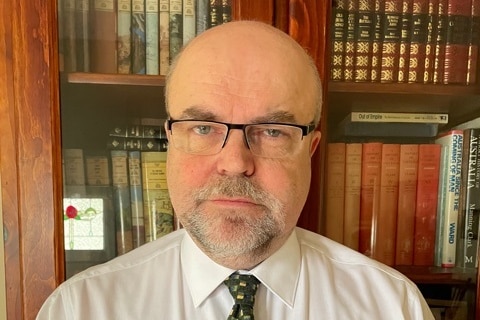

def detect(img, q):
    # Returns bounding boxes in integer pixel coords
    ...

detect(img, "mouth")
[208,197,260,208]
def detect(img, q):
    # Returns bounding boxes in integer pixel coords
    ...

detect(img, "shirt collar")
[181,229,301,308]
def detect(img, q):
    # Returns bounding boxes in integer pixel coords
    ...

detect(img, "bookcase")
[1,0,479,319]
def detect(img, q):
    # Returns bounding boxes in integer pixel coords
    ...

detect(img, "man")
[37,21,434,319]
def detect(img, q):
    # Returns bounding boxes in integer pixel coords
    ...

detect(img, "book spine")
[111,150,134,255]
[75,0,90,72]
[183,0,196,45]
[107,137,169,151]
[423,0,438,83]
[331,0,348,81]
[132,0,146,74]
[90,0,117,74]
[467,0,480,84]
[196,0,210,35]
[344,0,358,81]
[117,0,132,74]
[372,143,400,266]
[159,0,170,75]
[456,129,480,268]
[146,0,159,75]
[380,0,403,83]
[371,0,384,81]
[209,0,222,28]
[413,143,441,266]
[343,143,363,251]
[395,144,419,266]
[407,0,429,83]
[63,148,87,196]
[397,0,412,82]
[63,0,77,72]
[354,0,375,82]
[85,155,111,186]
[169,0,183,62]
[359,142,383,257]
[432,0,448,83]
[141,151,174,242]
[350,111,448,123]
[434,130,464,267]
[443,0,473,84]
[128,151,146,248]
[325,143,346,244]
[221,0,232,23]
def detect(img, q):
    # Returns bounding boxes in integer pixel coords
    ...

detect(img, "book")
[354,0,375,82]
[395,144,419,266]
[117,0,132,74]
[63,148,87,196]
[110,150,134,255]
[456,128,480,268]
[370,0,384,81]
[347,111,449,123]
[109,123,167,139]
[467,0,480,84]
[141,151,174,242]
[85,155,110,186]
[90,0,117,74]
[183,0,196,45]
[432,0,448,84]
[169,0,183,62]
[63,0,77,72]
[209,0,222,28]
[397,0,412,82]
[75,0,90,72]
[343,143,363,250]
[196,0,210,35]
[146,0,159,75]
[372,143,400,266]
[413,144,441,266]
[343,0,357,81]
[107,137,169,151]
[380,0,403,83]
[221,0,232,23]
[159,0,170,75]
[434,130,464,267]
[128,151,146,248]
[407,0,429,83]
[325,143,346,244]
[337,119,441,138]
[443,0,472,84]
[330,0,348,81]
[423,0,439,83]
[359,142,383,257]
[132,0,146,74]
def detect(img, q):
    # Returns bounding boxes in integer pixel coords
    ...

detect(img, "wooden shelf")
[395,265,478,285]
[67,72,166,87]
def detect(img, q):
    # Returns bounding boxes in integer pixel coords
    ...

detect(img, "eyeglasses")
[166,119,316,158]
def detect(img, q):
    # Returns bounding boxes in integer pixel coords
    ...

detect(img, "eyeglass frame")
[165,118,317,156]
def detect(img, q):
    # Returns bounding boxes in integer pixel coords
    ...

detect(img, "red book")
[372,144,400,266]
[443,0,473,84]
[343,143,363,250]
[407,0,429,83]
[413,144,441,266]
[359,142,383,257]
[395,144,419,265]
[432,0,448,84]
[325,143,346,243]
[397,0,412,82]
[467,0,480,84]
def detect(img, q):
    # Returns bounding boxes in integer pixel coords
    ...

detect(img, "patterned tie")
[223,273,260,320]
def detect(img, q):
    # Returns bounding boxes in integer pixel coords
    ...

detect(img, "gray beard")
[182,176,285,260]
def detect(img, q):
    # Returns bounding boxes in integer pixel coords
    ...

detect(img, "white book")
[349,111,449,124]
[183,0,196,45]
[146,0,159,75]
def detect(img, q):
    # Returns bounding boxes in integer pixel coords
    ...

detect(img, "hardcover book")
[128,151,146,248]
[372,143,400,266]
[209,0,222,28]
[146,0,159,75]
[90,0,117,74]
[434,130,464,267]
[456,128,480,268]
[85,155,110,186]
[132,0,146,74]
[423,0,439,83]
[343,143,363,250]
[348,111,448,123]
[344,0,358,81]
[63,0,77,72]
[371,0,385,81]
[413,144,441,266]
[395,144,419,265]
[221,0,232,23]
[75,0,90,72]
[467,0,480,84]
[196,0,210,35]
[432,0,448,84]
[159,0,170,75]
[397,0,412,82]
[354,0,375,82]
[331,0,348,81]
[380,0,403,83]
[183,0,196,45]
[169,0,183,62]
[325,143,346,244]
[117,0,132,74]
[408,0,429,83]
[63,148,87,196]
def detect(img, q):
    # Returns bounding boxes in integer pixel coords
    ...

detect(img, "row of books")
[63,147,175,256]
[325,128,480,269]
[330,0,480,84]
[59,0,232,75]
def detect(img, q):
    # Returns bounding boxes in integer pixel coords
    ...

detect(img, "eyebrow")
[178,106,299,124]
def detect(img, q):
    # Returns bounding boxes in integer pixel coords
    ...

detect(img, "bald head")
[165,21,322,124]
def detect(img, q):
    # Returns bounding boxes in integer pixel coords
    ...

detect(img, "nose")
[216,129,255,176]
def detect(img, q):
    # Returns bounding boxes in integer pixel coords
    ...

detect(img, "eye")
[193,124,212,135]
[264,128,281,137]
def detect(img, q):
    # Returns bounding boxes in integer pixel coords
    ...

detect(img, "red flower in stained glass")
[65,205,78,219]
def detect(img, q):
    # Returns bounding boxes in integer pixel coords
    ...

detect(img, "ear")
[164,121,170,141]
[309,130,321,157]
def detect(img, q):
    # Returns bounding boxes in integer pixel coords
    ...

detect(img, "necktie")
[223,273,260,320]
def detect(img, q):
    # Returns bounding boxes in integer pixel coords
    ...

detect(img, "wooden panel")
[288,0,330,233]
[233,0,275,24]
[1,0,63,318]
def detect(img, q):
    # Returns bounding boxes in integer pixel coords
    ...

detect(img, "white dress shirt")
[36,227,434,319]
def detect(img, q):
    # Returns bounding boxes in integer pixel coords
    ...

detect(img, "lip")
[207,197,258,207]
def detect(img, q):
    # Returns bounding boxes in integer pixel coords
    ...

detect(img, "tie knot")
[224,273,260,305]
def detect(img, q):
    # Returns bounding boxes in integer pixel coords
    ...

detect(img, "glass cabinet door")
[57,0,233,278]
